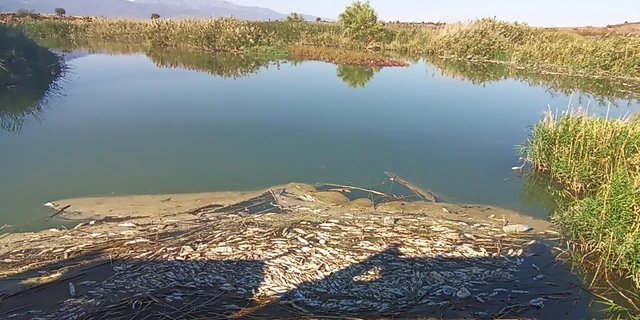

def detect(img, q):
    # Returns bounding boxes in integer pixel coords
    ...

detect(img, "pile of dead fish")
[1,210,547,319]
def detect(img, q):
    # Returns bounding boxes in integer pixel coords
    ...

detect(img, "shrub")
[16,9,37,18]
[54,8,66,16]
[338,1,383,43]
[286,12,305,22]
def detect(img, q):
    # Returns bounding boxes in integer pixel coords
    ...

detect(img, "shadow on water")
[0,214,605,319]
[0,25,67,134]
[518,171,640,318]
[426,57,640,107]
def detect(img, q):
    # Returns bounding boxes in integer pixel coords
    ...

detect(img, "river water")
[1,47,638,231]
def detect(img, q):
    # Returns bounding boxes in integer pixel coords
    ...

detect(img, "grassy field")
[2,13,640,78]
[519,105,640,314]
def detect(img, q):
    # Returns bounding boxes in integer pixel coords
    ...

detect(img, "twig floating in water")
[269,188,281,207]
[384,171,438,203]
[45,205,71,221]
[324,183,393,199]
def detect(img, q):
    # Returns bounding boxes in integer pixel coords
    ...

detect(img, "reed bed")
[7,16,639,78]
[520,104,640,302]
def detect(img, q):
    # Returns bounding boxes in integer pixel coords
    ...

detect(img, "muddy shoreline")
[0,182,600,319]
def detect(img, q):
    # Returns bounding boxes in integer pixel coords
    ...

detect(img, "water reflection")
[46,39,381,88]
[0,25,67,133]
[427,58,639,106]
[336,65,380,88]
[36,38,640,104]
[518,171,563,215]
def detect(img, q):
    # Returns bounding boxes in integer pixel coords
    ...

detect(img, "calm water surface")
[1,51,638,230]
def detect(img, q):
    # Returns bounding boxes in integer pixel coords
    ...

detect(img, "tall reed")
[520,105,640,294]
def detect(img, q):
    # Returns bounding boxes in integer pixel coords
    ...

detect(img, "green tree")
[151,13,160,19]
[54,7,66,16]
[338,1,383,42]
[286,12,305,22]
[336,65,380,88]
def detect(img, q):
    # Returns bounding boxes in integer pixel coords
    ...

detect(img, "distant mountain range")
[0,0,330,21]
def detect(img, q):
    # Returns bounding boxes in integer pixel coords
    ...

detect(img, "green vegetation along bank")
[2,0,640,79]
[520,106,640,315]
[0,24,66,133]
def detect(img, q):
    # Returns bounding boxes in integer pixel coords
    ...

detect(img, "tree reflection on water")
[0,25,67,134]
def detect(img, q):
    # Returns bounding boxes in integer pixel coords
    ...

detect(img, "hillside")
[0,0,327,21]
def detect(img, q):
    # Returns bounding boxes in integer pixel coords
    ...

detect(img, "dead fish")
[529,297,545,308]
[117,223,137,228]
[502,224,533,233]
[533,274,546,281]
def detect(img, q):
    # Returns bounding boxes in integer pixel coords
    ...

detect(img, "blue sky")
[231,0,637,27]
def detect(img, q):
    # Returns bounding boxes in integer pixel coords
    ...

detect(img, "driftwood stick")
[384,171,437,203]
[269,188,281,207]
[323,183,392,199]
[45,204,71,221]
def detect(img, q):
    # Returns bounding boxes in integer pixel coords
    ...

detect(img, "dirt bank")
[0,182,600,319]
[42,186,281,221]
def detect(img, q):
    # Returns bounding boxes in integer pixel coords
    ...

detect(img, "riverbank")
[0,182,600,319]
[3,12,640,79]
[520,105,640,314]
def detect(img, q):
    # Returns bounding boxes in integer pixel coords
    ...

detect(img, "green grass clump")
[520,106,640,291]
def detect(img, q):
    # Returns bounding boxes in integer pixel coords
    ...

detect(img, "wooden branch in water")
[384,171,438,203]
[324,183,393,199]
[377,195,412,204]
[269,188,281,207]
[44,204,71,221]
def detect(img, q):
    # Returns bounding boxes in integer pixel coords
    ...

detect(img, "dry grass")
[553,22,640,37]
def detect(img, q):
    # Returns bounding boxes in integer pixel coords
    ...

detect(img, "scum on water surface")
[0,181,600,319]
